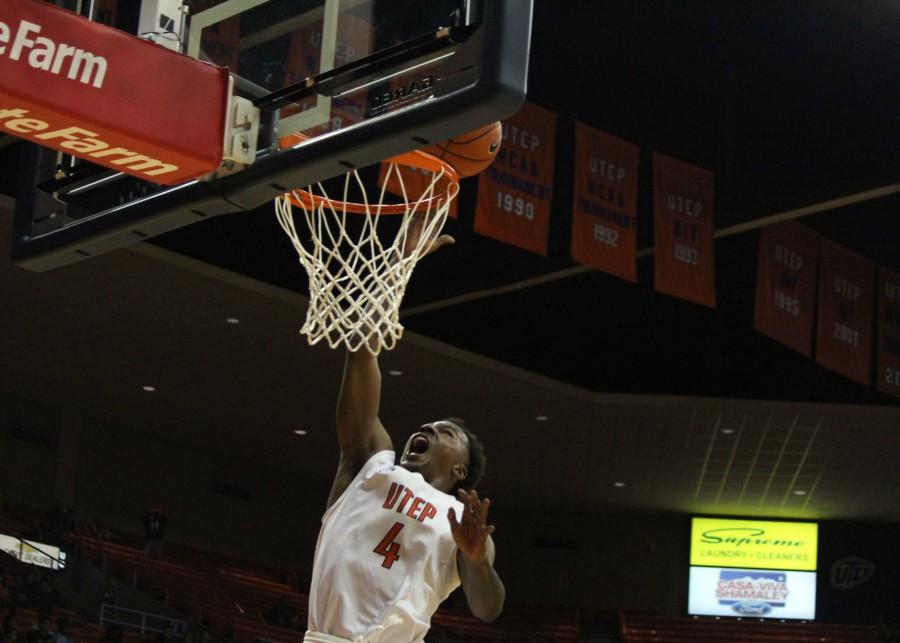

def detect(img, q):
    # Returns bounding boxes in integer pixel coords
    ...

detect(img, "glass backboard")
[12,0,532,270]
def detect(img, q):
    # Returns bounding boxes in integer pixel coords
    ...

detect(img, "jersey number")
[373,522,404,569]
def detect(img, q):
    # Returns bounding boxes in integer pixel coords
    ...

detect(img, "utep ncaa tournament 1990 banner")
[816,240,875,386]
[570,122,639,282]
[877,267,900,398]
[475,101,556,255]
[753,222,820,357]
[653,153,716,307]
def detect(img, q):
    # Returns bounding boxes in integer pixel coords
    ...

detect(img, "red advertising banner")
[0,0,229,184]
[653,153,716,307]
[753,222,820,356]
[570,122,639,282]
[474,101,556,255]
[815,240,875,385]
[376,162,459,219]
[876,267,900,398]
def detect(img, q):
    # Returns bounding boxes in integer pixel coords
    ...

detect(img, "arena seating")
[4,605,152,643]
[73,535,582,641]
[619,611,887,643]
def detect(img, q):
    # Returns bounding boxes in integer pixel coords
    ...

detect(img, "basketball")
[424,122,503,177]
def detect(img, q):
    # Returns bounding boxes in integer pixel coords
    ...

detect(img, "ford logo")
[732,601,773,616]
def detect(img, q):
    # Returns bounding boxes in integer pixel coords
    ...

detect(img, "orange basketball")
[424,122,503,177]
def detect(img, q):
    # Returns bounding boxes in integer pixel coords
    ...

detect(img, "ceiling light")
[294,429,307,436]
[613,481,626,488]
[793,489,807,496]
[388,370,402,376]
[535,415,549,421]
[142,386,156,392]
[721,428,734,434]
[226,317,240,324]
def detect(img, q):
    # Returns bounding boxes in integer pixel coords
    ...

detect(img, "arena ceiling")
[0,0,898,523]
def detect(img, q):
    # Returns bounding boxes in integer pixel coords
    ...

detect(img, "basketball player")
[304,233,504,642]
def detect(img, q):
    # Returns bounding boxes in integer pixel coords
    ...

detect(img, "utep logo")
[830,557,875,590]
[715,570,788,616]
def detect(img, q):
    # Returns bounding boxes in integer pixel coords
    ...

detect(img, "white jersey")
[308,450,465,643]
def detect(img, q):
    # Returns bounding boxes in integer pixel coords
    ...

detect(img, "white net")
[274,159,459,354]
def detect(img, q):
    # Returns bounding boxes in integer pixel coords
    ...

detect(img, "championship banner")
[0,0,229,184]
[876,266,900,398]
[570,122,639,281]
[815,240,875,385]
[93,0,118,27]
[281,13,373,133]
[377,162,459,219]
[192,0,241,73]
[753,221,819,356]
[474,101,556,255]
[653,152,716,307]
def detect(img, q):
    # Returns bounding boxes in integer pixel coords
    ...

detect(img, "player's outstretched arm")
[326,350,393,508]
[450,490,505,622]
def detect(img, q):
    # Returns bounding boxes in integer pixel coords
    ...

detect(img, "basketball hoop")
[275,145,460,355]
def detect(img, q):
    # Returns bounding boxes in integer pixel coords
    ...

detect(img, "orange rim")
[280,132,460,215]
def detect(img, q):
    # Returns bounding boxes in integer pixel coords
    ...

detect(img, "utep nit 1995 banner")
[570,122,639,282]
[475,101,556,255]
[754,221,820,357]
[653,153,716,308]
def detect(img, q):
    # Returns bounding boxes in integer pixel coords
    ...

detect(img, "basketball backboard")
[12,0,532,270]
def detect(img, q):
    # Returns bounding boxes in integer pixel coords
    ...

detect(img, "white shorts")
[303,632,354,643]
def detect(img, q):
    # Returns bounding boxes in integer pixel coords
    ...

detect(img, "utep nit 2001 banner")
[816,240,875,386]
[754,221,820,357]
[653,152,716,307]
[877,266,900,398]
[475,101,556,256]
[570,122,639,282]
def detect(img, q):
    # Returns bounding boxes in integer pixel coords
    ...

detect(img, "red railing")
[619,611,886,643]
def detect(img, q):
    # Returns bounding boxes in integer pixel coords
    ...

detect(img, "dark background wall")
[2,388,897,624]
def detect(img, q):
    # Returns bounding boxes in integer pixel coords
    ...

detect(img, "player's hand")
[448,489,495,563]
[402,211,454,258]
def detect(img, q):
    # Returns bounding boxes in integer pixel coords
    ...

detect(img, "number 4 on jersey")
[374,522,404,569]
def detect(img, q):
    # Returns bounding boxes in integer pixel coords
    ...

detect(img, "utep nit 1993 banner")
[653,152,716,308]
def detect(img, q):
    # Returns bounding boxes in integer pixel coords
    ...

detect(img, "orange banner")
[376,162,459,219]
[815,240,875,385]
[753,222,820,356]
[652,153,716,307]
[474,101,556,255]
[876,267,900,398]
[570,123,639,282]
[282,13,372,133]
[192,0,241,72]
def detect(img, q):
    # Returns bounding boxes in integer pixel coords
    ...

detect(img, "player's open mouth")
[409,434,430,455]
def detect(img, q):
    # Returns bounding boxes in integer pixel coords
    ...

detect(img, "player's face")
[400,420,469,487]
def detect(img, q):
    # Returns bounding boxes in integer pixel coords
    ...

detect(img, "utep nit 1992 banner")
[754,221,819,357]
[652,153,716,308]
[570,122,639,282]
[475,101,557,255]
